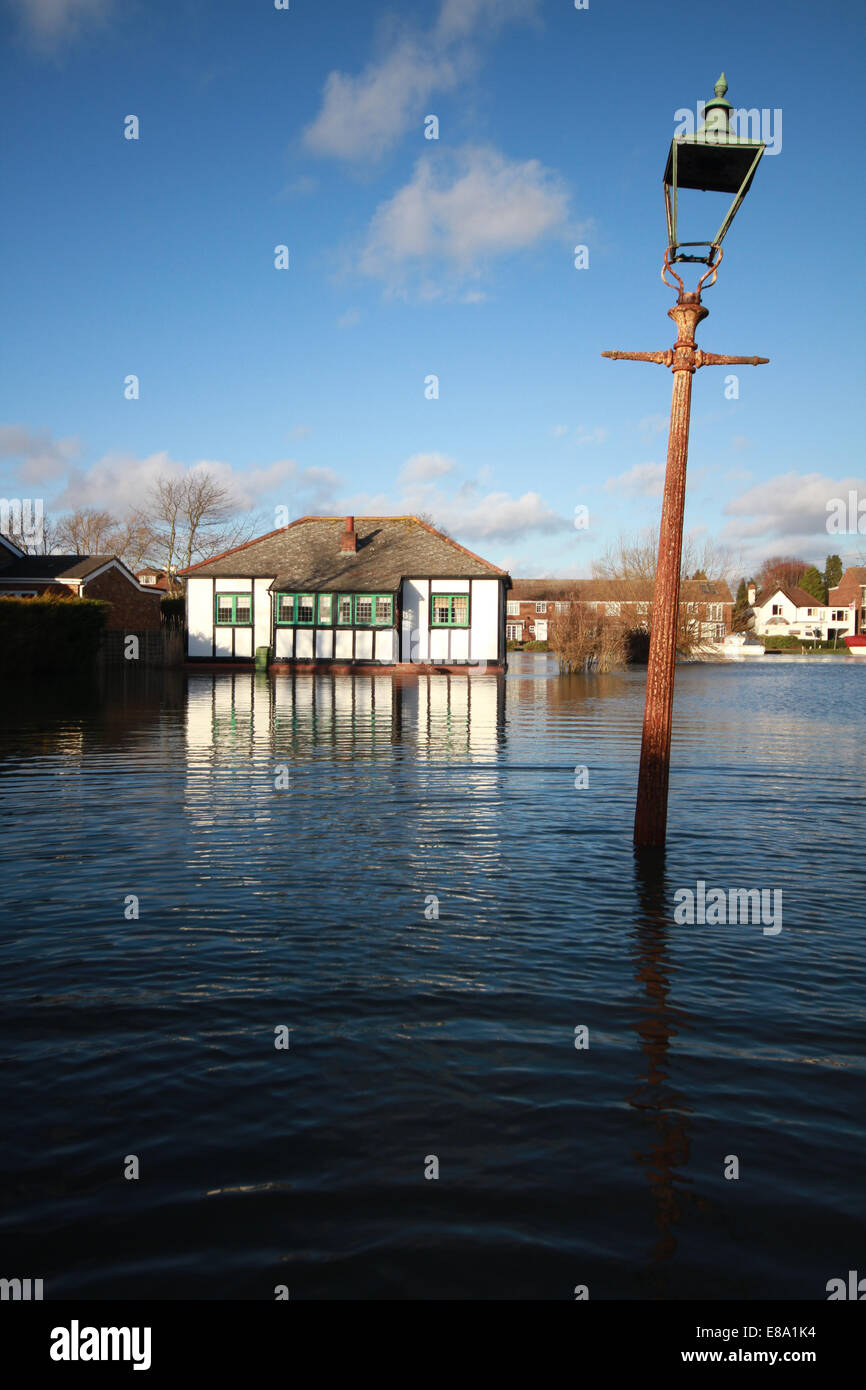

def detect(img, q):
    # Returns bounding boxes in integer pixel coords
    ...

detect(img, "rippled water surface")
[1,655,864,1299]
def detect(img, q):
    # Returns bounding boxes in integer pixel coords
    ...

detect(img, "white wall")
[402,579,428,661]
[254,580,272,651]
[187,578,213,657]
[470,579,500,661]
[191,573,503,666]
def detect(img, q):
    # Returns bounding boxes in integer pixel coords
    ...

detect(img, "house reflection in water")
[184,671,507,764]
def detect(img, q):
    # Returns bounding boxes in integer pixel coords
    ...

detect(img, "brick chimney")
[340,515,358,553]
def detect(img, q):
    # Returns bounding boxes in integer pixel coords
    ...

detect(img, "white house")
[179,515,511,672]
[748,581,856,641]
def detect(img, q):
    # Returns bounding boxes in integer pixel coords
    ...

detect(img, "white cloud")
[0,423,82,484]
[33,448,337,519]
[361,146,569,289]
[342,476,568,542]
[549,425,568,438]
[337,309,360,328]
[304,39,457,162]
[303,0,539,162]
[14,0,112,47]
[400,452,457,484]
[723,470,866,544]
[605,462,665,498]
[638,413,667,437]
[575,425,609,447]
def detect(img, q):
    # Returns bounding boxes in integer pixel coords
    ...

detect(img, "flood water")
[1,654,863,1300]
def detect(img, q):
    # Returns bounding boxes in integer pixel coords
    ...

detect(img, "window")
[215,593,252,625]
[353,594,393,626]
[772,603,782,616]
[141,574,156,585]
[431,593,469,627]
[506,601,520,616]
[276,591,393,626]
[833,609,846,621]
[555,602,568,613]
[274,592,315,625]
[506,624,521,640]
[536,601,547,614]
[606,602,621,616]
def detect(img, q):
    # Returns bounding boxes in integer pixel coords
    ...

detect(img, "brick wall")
[83,567,162,630]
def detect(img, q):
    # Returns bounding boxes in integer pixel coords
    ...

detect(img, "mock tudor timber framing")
[180,517,510,672]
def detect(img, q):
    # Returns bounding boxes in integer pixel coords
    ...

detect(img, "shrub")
[160,594,185,626]
[549,604,629,673]
[0,594,109,675]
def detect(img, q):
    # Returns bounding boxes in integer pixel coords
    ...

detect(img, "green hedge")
[0,595,109,675]
[763,634,848,652]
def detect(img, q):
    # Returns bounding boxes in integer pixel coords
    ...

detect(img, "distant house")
[178,515,511,671]
[0,533,162,629]
[506,578,733,645]
[136,567,171,592]
[747,580,856,641]
[827,566,866,636]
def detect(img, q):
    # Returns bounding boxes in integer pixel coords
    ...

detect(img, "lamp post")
[603,75,769,849]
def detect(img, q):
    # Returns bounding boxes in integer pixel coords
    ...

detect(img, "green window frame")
[354,593,393,627]
[275,591,394,626]
[430,592,469,627]
[215,593,252,626]
[276,593,294,625]
[275,592,315,625]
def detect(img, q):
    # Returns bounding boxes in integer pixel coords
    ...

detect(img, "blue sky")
[1,0,863,578]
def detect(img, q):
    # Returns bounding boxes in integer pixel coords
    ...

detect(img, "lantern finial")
[714,73,728,99]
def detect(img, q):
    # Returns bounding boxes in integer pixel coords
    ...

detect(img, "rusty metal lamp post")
[603,74,769,848]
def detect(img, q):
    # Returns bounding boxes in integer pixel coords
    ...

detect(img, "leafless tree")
[754,555,808,595]
[588,527,737,656]
[415,509,451,537]
[138,468,256,592]
[55,508,119,555]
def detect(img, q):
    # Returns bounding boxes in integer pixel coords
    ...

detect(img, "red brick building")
[0,534,162,630]
[505,578,733,645]
[827,566,866,635]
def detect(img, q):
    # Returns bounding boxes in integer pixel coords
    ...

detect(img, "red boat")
[844,635,866,657]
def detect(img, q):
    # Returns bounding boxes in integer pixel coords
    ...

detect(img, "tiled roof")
[757,584,825,609]
[509,577,732,603]
[0,552,135,583]
[179,517,509,589]
[828,567,866,605]
[0,554,92,579]
[55,556,116,579]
